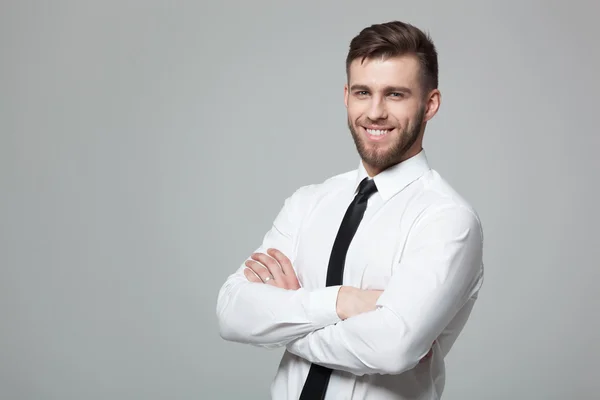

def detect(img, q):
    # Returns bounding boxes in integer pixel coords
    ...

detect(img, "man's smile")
[362,126,395,141]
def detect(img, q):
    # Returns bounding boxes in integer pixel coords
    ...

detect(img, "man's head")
[344,21,441,176]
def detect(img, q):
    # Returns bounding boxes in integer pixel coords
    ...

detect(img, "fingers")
[267,248,300,289]
[266,248,294,277]
[245,252,283,285]
[243,249,300,290]
[249,252,285,281]
[243,267,262,283]
[244,260,275,284]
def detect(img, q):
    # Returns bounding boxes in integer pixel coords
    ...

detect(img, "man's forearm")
[217,271,342,348]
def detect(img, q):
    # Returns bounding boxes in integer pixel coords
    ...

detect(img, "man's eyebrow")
[385,86,412,94]
[349,84,412,94]
[349,84,371,92]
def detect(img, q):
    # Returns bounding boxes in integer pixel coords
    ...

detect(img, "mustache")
[358,118,391,126]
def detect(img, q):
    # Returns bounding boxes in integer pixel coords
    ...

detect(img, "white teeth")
[366,128,390,136]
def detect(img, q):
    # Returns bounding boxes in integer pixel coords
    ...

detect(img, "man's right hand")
[335,286,383,320]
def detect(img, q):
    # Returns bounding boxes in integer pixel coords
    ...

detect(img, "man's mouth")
[363,126,394,141]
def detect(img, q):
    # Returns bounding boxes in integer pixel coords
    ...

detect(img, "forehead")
[348,54,421,89]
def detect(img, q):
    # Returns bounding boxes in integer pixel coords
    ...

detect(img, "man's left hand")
[244,248,301,290]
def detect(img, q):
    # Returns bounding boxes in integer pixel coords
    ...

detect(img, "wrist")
[335,286,356,320]
[335,286,383,320]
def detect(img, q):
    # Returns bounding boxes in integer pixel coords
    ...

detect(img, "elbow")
[364,339,428,375]
[216,309,236,342]
[216,296,247,343]
[216,314,231,342]
[358,306,444,375]
[382,347,423,375]
[216,300,278,347]
[216,289,242,343]
[217,308,252,344]
[218,314,284,349]
[218,317,242,343]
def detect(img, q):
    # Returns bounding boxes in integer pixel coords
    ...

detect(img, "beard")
[348,106,426,172]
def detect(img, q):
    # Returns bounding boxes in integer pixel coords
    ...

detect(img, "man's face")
[345,55,433,176]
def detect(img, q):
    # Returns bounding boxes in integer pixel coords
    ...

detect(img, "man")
[217,20,484,399]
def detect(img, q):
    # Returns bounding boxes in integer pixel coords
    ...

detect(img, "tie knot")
[357,177,378,199]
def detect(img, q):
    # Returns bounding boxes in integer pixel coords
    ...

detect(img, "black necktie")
[299,177,378,400]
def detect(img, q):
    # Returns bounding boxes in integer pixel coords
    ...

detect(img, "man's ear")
[424,89,441,122]
[344,83,349,108]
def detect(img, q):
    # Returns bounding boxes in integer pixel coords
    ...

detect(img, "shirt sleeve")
[285,204,484,375]
[216,185,342,349]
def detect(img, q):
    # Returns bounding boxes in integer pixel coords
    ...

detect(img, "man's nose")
[367,98,388,121]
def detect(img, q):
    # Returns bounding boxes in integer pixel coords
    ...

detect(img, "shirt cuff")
[305,286,342,328]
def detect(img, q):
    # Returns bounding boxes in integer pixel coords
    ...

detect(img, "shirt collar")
[354,149,431,202]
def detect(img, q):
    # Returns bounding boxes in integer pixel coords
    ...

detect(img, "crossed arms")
[216,187,483,376]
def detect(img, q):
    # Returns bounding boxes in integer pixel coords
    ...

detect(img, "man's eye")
[356,91,369,96]
[389,92,404,98]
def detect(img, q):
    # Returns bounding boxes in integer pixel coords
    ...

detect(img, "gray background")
[2,1,599,399]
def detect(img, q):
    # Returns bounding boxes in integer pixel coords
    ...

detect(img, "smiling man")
[217,20,484,399]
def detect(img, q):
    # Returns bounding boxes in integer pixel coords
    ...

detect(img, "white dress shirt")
[217,150,484,399]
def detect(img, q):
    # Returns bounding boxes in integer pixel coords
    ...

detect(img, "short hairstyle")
[346,21,439,93]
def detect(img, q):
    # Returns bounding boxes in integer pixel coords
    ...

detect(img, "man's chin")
[358,151,392,169]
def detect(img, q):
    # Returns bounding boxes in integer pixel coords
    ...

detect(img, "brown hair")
[346,21,439,93]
